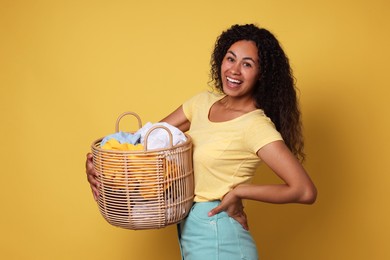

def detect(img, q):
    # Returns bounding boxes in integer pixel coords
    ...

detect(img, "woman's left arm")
[209,140,317,229]
[235,140,317,204]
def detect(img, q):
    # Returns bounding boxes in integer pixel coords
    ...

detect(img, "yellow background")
[1,0,389,259]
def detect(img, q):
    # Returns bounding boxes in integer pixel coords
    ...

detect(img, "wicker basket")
[91,112,194,230]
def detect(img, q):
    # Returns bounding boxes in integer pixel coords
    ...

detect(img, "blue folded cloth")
[100,131,141,147]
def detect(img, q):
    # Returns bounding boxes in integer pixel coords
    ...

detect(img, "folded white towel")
[135,122,187,150]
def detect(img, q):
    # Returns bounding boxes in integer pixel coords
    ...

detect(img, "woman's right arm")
[159,105,191,132]
[85,105,190,201]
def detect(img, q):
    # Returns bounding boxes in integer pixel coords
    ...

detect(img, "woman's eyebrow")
[227,50,256,63]
[243,57,257,63]
[227,50,237,57]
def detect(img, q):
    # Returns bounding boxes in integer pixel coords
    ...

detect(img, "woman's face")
[221,40,260,98]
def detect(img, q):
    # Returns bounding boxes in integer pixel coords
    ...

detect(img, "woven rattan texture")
[91,112,194,230]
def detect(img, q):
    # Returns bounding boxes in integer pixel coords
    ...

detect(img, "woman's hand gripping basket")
[91,112,194,230]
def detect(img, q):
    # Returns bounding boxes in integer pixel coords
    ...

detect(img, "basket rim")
[91,133,192,154]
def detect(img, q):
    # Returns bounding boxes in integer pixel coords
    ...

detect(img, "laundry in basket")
[90,112,194,230]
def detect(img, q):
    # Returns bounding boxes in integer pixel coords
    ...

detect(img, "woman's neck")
[219,95,257,113]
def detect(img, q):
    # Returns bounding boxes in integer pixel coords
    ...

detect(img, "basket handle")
[115,112,142,132]
[144,125,173,150]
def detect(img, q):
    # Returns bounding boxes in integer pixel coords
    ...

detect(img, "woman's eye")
[227,57,234,62]
[243,62,252,67]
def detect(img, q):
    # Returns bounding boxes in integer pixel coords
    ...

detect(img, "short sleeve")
[182,92,211,122]
[182,96,194,122]
[244,112,283,153]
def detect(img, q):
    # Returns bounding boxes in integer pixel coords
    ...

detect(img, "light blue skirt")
[177,201,259,260]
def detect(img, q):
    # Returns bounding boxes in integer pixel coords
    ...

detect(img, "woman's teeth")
[227,77,242,84]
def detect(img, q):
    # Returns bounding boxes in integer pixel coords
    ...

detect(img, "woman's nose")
[230,63,241,75]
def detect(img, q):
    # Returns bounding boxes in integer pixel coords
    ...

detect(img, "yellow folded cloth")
[101,138,144,151]
[100,138,178,200]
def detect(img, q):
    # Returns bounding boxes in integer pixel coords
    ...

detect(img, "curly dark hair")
[210,24,305,161]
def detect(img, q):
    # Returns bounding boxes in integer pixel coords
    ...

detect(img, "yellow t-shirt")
[183,91,283,202]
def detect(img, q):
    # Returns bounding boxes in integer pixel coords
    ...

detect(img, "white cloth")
[135,122,187,150]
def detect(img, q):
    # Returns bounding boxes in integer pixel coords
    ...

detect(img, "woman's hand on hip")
[208,189,249,230]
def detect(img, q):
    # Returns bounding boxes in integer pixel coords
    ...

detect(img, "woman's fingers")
[208,205,224,217]
[208,195,250,230]
[85,153,100,200]
[231,211,249,231]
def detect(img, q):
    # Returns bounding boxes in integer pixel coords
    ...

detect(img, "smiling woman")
[85,23,316,259]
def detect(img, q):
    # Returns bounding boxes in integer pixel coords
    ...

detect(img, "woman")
[86,24,317,259]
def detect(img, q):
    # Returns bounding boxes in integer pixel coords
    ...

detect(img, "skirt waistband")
[190,201,229,220]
